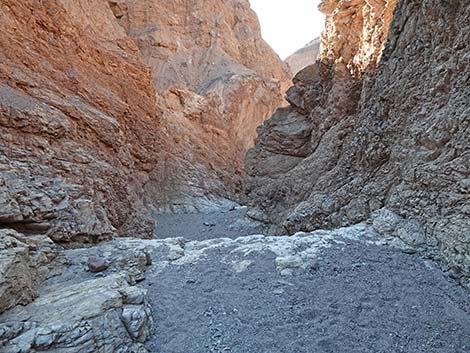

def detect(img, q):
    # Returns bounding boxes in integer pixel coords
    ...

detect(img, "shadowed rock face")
[245,0,470,276]
[285,38,321,75]
[0,0,290,243]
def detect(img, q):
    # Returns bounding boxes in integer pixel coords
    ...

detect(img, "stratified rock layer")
[112,0,291,211]
[0,0,289,243]
[0,0,160,241]
[0,239,154,352]
[285,38,321,75]
[0,274,152,353]
[245,0,470,276]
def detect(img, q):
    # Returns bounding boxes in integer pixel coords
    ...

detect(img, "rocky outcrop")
[0,230,56,313]
[0,1,290,346]
[0,0,289,243]
[111,0,291,212]
[245,0,470,277]
[3,214,470,351]
[110,0,291,94]
[0,239,154,352]
[0,274,152,353]
[0,0,160,241]
[285,38,321,75]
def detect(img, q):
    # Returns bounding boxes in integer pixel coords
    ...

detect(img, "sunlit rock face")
[0,0,290,243]
[110,0,292,212]
[245,0,470,276]
[0,0,160,242]
[110,0,291,93]
[285,38,321,75]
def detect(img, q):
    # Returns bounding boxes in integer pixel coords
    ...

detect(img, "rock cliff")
[245,0,470,277]
[0,0,290,322]
[0,0,289,247]
[111,0,291,212]
[285,38,321,75]
[0,0,161,242]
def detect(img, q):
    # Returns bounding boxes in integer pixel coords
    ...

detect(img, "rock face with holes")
[285,38,321,75]
[245,0,470,277]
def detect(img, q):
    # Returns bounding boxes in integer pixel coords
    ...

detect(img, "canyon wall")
[245,0,470,276]
[111,0,292,212]
[285,38,321,75]
[0,0,289,246]
[0,0,160,242]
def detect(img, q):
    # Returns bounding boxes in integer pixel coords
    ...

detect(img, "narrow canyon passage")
[142,210,470,353]
[0,0,469,352]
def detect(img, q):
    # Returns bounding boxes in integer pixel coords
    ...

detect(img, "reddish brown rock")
[110,0,292,212]
[87,256,109,273]
[0,0,290,241]
[0,0,161,242]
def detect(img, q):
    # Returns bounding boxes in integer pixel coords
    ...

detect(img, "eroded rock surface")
[2,212,470,352]
[0,275,152,353]
[104,221,469,353]
[0,0,289,242]
[0,0,160,241]
[0,229,56,313]
[245,0,470,276]
[285,38,321,75]
[115,0,291,211]
[0,240,154,352]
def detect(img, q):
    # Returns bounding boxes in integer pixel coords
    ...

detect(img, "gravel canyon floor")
[2,209,470,352]
[1,0,469,352]
[143,210,470,353]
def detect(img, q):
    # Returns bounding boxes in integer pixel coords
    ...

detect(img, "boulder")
[0,229,56,314]
[0,274,152,353]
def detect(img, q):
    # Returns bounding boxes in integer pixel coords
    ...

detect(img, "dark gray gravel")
[154,207,263,241]
[145,213,470,353]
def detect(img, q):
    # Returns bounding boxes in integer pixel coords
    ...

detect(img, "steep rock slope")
[0,0,290,315]
[285,38,321,75]
[111,0,292,211]
[245,0,470,277]
[0,0,289,246]
[0,0,161,242]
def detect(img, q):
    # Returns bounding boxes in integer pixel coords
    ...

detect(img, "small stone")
[87,257,109,273]
[275,255,304,271]
[280,269,293,276]
[448,268,462,280]
[402,248,417,255]
[167,248,184,261]
[120,286,146,305]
